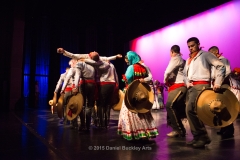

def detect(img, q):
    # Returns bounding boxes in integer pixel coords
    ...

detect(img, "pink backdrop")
[130,1,240,102]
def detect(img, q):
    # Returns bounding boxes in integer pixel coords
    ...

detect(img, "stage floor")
[1,107,240,160]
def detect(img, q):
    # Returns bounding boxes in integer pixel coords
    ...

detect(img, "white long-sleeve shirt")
[183,50,226,86]
[164,54,185,84]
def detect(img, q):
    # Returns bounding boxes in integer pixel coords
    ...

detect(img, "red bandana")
[187,51,199,65]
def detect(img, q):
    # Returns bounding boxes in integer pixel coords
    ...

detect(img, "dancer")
[164,45,187,137]
[84,59,119,128]
[117,51,159,141]
[208,46,234,139]
[60,58,109,131]
[53,59,76,124]
[183,37,225,148]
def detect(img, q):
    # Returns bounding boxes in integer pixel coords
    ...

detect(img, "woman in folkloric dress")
[117,51,159,141]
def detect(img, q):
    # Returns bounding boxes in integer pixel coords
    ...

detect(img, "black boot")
[221,123,234,139]
[72,118,78,130]
[192,135,211,148]
[85,107,92,131]
[79,109,86,130]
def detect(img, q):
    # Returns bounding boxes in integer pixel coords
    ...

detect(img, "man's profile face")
[187,41,200,53]
[170,50,177,57]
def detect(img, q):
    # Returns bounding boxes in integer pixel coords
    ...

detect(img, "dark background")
[0,0,231,110]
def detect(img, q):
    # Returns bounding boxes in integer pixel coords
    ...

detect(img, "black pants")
[166,86,187,134]
[186,84,210,139]
[97,83,115,127]
[80,82,96,129]
[220,77,234,135]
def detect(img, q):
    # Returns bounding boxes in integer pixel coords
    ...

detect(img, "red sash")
[168,83,185,92]
[100,82,116,85]
[192,81,210,85]
[65,87,72,92]
[80,79,96,84]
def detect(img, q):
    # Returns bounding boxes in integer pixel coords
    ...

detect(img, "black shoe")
[94,118,99,127]
[192,139,211,148]
[221,128,234,139]
[186,139,198,145]
[85,127,90,132]
[71,126,78,130]
[78,126,86,131]
[221,133,234,139]
[217,131,223,135]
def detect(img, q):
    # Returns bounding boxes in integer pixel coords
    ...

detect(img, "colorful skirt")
[117,100,159,140]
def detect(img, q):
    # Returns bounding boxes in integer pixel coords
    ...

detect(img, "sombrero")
[66,93,84,121]
[49,100,57,114]
[57,93,64,118]
[52,92,57,107]
[196,86,239,128]
[112,89,124,111]
[49,99,53,106]
[125,80,154,113]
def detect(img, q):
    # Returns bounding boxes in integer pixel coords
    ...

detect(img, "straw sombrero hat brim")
[66,93,84,121]
[52,92,57,107]
[125,80,154,113]
[124,88,138,113]
[196,86,239,128]
[57,93,64,118]
[49,100,53,106]
[112,90,124,111]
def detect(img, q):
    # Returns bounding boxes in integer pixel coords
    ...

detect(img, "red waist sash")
[100,82,116,85]
[65,87,72,91]
[192,81,210,85]
[168,83,185,92]
[80,79,96,84]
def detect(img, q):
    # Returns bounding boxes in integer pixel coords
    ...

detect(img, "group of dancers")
[50,36,240,148]
[163,37,240,148]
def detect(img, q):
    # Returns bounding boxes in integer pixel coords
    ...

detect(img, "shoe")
[217,131,223,135]
[85,127,90,132]
[221,133,234,139]
[140,137,149,141]
[167,131,179,137]
[186,139,198,145]
[150,135,156,139]
[78,126,86,131]
[192,139,211,148]
[94,118,99,127]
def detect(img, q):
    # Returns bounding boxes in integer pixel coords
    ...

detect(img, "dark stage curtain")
[23,15,129,109]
